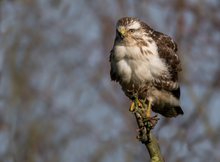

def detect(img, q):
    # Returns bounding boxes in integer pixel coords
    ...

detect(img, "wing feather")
[109,49,117,81]
[141,23,181,82]
[151,31,181,79]
[150,31,181,98]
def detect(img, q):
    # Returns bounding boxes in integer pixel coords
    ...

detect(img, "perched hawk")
[110,17,183,118]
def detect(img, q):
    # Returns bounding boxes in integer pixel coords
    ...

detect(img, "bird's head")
[116,17,145,44]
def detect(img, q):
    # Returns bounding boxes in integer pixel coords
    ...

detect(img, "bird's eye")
[129,29,135,33]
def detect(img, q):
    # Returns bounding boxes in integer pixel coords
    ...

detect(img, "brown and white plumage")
[110,17,183,117]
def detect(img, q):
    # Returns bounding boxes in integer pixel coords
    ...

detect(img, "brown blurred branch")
[133,108,164,162]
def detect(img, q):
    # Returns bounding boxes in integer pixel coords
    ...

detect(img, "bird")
[110,17,183,118]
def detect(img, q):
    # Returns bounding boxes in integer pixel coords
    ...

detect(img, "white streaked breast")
[112,41,169,84]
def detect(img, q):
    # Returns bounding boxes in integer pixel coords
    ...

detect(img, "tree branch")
[133,109,164,162]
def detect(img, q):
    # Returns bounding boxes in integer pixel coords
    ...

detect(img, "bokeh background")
[1,0,220,162]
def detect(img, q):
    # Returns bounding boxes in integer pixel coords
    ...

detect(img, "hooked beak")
[117,27,126,38]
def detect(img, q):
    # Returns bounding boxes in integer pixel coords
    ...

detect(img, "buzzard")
[110,17,183,118]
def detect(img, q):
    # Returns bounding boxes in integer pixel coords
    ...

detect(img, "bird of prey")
[110,17,183,118]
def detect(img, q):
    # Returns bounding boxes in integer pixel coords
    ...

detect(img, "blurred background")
[1,0,220,162]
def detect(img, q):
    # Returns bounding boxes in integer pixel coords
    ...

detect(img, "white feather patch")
[113,41,169,84]
[128,21,141,30]
[116,59,132,82]
[143,38,158,54]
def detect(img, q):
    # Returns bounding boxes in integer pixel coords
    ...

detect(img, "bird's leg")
[146,100,152,117]
[144,100,159,130]
[129,101,135,112]
[129,97,143,112]
[129,93,143,112]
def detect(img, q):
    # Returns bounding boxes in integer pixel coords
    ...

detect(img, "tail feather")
[163,106,183,117]
[153,105,184,118]
[174,106,184,115]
